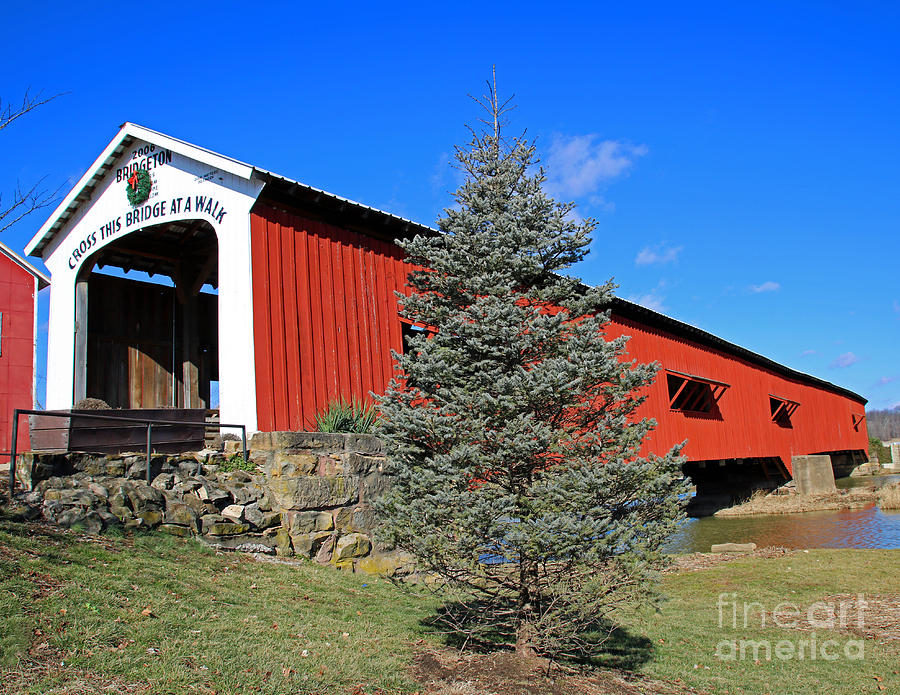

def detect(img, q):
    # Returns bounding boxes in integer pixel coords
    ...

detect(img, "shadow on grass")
[423,599,655,670]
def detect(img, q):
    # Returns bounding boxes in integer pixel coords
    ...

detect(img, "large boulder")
[275,527,293,556]
[124,482,165,513]
[314,535,335,564]
[221,504,246,523]
[265,452,318,478]
[205,522,251,536]
[344,434,384,455]
[267,476,359,511]
[159,524,193,537]
[56,508,105,534]
[71,455,108,477]
[333,533,371,562]
[287,510,333,534]
[196,478,231,505]
[225,483,259,506]
[87,482,109,499]
[244,503,280,530]
[43,488,95,507]
[15,453,69,490]
[109,485,132,520]
[199,534,277,554]
[347,453,384,475]
[200,514,225,533]
[182,491,218,516]
[291,531,333,559]
[163,500,200,532]
[335,506,375,533]
[355,552,415,577]
[251,431,346,452]
[151,473,175,491]
[135,510,163,527]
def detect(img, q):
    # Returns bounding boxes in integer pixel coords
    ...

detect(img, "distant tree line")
[867,408,900,442]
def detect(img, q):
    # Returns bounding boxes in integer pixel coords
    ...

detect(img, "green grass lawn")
[602,550,900,694]
[0,521,438,694]
[0,520,898,694]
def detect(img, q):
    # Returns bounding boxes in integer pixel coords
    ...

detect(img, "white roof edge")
[0,238,50,287]
[124,123,255,180]
[25,122,255,257]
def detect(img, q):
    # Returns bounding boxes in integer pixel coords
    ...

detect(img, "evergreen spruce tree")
[376,84,688,658]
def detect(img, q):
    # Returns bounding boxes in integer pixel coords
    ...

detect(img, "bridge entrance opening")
[75,219,219,410]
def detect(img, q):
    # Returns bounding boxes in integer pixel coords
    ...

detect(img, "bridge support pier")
[791,454,837,495]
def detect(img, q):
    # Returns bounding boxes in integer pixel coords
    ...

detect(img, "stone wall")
[248,431,404,574]
[13,432,411,576]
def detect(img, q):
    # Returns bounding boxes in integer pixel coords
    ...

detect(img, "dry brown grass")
[766,593,900,643]
[667,546,797,573]
[0,659,153,695]
[877,482,900,510]
[715,490,875,517]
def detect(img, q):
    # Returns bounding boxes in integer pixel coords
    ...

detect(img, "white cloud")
[829,352,860,369]
[588,194,616,212]
[875,376,898,387]
[635,244,683,267]
[627,281,668,312]
[545,134,648,199]
[749,281,781,293]
[628,292,665,312]
[800,349,816,357]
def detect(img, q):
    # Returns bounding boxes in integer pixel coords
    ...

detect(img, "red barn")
[27,124,868,503]
[0,240,49,453]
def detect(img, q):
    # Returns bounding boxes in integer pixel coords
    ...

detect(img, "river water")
[666,475,900,553]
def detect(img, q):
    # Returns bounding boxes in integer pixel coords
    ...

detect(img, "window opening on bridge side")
[666,371,729,414]
[851,412,865,432]
[399,317,435,355]
[769,395,799,428]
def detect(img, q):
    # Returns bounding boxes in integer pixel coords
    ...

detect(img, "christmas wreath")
[126,169,152,206]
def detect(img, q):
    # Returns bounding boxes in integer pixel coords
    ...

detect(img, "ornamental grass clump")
[877,481,900,510]
[376,80,688,660]
[315,398,378,434]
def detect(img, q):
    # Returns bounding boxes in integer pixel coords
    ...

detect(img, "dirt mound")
[412,647,703,695]
[668,547,797,573]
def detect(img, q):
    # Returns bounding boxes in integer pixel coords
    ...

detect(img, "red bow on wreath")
[127,173,139,190]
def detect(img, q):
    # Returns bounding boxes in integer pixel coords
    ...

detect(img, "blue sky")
[2,1,899,410]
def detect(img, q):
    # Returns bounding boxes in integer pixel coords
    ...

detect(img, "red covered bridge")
[249,200,868,504]
[28,125,868,510]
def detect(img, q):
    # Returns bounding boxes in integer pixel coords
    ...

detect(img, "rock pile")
[13,432,413,576]
[21,451,282,552]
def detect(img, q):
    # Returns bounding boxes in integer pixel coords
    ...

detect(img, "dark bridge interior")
[77,220,219,409]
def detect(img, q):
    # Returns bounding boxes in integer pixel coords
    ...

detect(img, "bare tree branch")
[1,90,67,234]
[0,89,64,132]
[0,178,65,235]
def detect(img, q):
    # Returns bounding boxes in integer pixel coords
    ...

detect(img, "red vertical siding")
[249,204,868,476]
[603,316,869,475]
[0,257,37,453]
[251,205,406,430]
